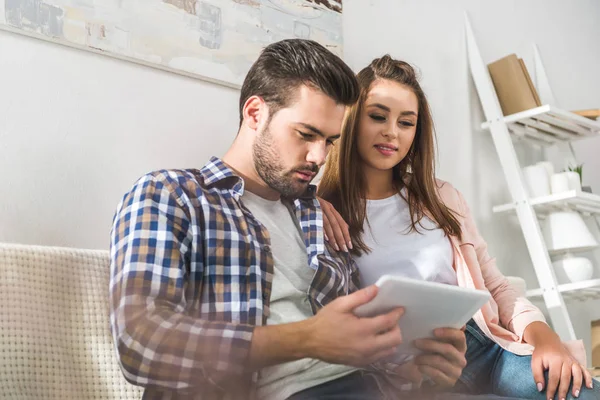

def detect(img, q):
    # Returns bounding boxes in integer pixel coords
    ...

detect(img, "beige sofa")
[0,243,143,399]
[0,242,535,399]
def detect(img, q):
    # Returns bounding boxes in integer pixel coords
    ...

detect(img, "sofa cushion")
[0,243,143,399]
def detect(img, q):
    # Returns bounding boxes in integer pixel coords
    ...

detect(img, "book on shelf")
[572,109,600,120]
[488,54,541,116]
[518,58,542,106]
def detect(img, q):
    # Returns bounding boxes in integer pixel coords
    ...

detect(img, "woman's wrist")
[523,321,558,347]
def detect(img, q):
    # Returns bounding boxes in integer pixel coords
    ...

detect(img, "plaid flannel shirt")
[109,157,370,399]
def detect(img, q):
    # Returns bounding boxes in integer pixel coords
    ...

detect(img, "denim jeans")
[287,370,526,400]
[454,320,600,400]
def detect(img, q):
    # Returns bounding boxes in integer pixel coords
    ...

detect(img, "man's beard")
[253,126,319,199]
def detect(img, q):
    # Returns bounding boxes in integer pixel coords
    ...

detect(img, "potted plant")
[566,163,592,193]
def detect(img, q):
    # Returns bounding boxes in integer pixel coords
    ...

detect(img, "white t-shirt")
[356,192,457,289]
[355,192,457,364]
[241,191,356,400]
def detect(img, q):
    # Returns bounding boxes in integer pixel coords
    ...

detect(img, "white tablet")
[354,275,491,357]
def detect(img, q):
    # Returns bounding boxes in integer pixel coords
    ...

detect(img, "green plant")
[566,163,584,184]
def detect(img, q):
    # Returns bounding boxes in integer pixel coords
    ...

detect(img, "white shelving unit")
[526,279,600,302]
[465,15,600,341]
[481,105,600,145]
[493,190,600,216]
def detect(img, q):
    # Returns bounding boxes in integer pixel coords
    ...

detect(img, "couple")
[109,39,597,400]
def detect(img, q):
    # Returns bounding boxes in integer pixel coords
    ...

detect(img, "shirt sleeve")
[109,172,255,392]
[454,186,546,341]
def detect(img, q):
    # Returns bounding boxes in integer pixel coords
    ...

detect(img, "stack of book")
[488,54,541,116]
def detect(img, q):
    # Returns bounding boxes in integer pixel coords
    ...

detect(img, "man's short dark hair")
[239,39,359,125]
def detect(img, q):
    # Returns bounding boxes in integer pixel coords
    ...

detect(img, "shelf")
[482,105,600,145]
[548,245,598,257]
[493,190,600,216]
[527,279,600,302]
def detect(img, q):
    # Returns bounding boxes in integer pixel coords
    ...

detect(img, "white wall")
[342,0,600,358]
[2,0,600,358]
[0,31,239,249]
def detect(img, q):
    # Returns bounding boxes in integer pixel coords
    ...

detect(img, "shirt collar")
[201,156,317,200]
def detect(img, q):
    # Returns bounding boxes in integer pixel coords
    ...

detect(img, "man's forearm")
[248,318,315,370]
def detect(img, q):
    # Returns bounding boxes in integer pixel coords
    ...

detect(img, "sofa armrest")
[505,275,527,297]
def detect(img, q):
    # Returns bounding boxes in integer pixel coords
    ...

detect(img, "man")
[110,39,477,400]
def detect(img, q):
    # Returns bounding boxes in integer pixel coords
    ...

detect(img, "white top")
[356,193,457,288]
[241,191,356,400]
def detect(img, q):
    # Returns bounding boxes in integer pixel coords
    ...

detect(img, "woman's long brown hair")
[318,55,462,256]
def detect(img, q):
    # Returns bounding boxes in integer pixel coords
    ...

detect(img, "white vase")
[542,211,598,251]
[564,171,582,191]
[536,161,555,179]
[551,173,571,194]
[523,165,551,198]
[552,256,594,284]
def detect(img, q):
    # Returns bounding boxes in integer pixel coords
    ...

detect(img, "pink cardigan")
[436,180,586,365]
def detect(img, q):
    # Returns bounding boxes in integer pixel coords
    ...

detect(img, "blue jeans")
[287,370,525,399]
[454,320,600,400]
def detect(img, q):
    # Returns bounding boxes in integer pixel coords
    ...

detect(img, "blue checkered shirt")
[109,157,373,399]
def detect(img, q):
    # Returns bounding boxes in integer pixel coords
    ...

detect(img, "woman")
[317,55,598,400]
